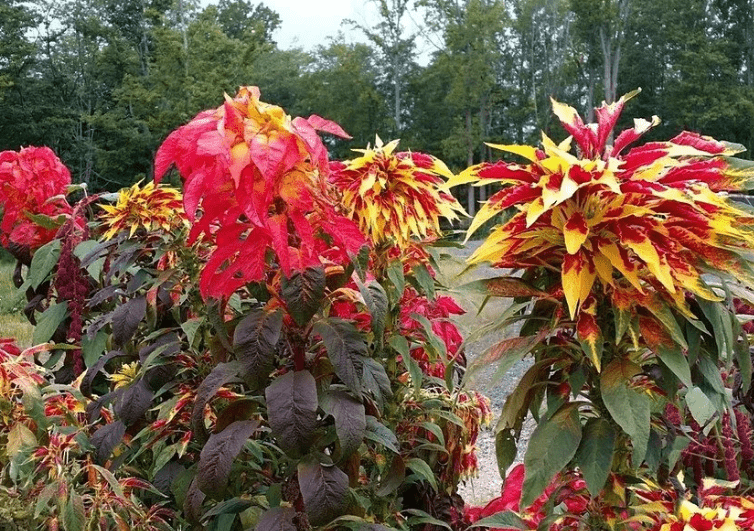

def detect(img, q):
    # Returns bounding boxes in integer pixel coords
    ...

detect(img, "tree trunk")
[466,109,476,217]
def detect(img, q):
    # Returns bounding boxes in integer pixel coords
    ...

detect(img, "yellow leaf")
[598,242,644,293]
[486,143,539,162]
[624,236,675,293]
[562,252,596,319]
[525,197,546,227]
[563,211,589,255]
[551,98,581,127]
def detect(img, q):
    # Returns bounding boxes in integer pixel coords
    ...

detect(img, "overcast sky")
[201,0,434,60]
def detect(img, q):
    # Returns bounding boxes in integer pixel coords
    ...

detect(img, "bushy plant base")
[1,87,754,531]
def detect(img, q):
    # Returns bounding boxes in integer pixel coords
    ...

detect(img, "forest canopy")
[1,0,753,211]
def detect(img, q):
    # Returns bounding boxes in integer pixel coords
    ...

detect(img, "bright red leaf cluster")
[154,86,365,299]
[0,146,73,250]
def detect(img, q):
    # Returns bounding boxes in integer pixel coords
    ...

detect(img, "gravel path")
[435,244,535,506]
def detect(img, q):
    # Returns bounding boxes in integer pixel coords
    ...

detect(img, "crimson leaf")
[90,420,126,465]
[281,267,325,326]
[298,458,349,526]
[111,296,146,346]
[233,307,282,389]
[265,370,318,457]
[197,420,259,499]
[313,318,368,398]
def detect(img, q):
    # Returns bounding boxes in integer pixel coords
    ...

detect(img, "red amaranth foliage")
[154,86,365,300]
[0,146,74,250]
[399,287,465,378]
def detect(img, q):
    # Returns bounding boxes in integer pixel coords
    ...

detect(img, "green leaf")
[28,239,61,289]
[181,317,203,348]
[656,345,692,388]
[686,386,716,427]
[403,509,450,529]
[32,301,68,344]
[81,330,108,368]
[386,261,405,300]
[467,511,526,529]
[495,428,517,479]
[313,318,368,398]
[698,299,734,361]
[406,457,438,491]
[574,418,615,496]
[521,402,582,507]
[497,359,553,433]
[600,358,651,467]
[298,458,349,526]
[388,335,409,358]
[376,455,405,496]
[6,423,37,458]
[364,415,399,453]
[281,267,326,326]
[61,491,85,531]
[410,263,435,300]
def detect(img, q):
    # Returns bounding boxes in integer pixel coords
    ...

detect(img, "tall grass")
[0,259,34,348]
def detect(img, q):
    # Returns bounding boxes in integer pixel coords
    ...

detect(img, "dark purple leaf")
[255,507,297,531]
[153,461,186,495]
[361,358,392,411]
[139,333,180,391]
[184,477,206,523]
[214,399,257,434]
[191,362,239,441]
[86,390,122,423]
[313,318,367,398]
[86,283,125,309]
[320,391,365,458]
[114,379,154,426]
[111,296,146,346]
[233,308,282,389]
[196,420,259,499]
[81,350,128,398]
[298,459,349,526]
[265,371,318,456]
[90,420,126,464]
[86,311,114,340]
[281,267,326,326]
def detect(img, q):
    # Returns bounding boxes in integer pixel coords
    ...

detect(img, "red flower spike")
[154,86,365,299]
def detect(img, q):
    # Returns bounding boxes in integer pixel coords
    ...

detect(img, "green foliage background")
[1,0,753,198]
